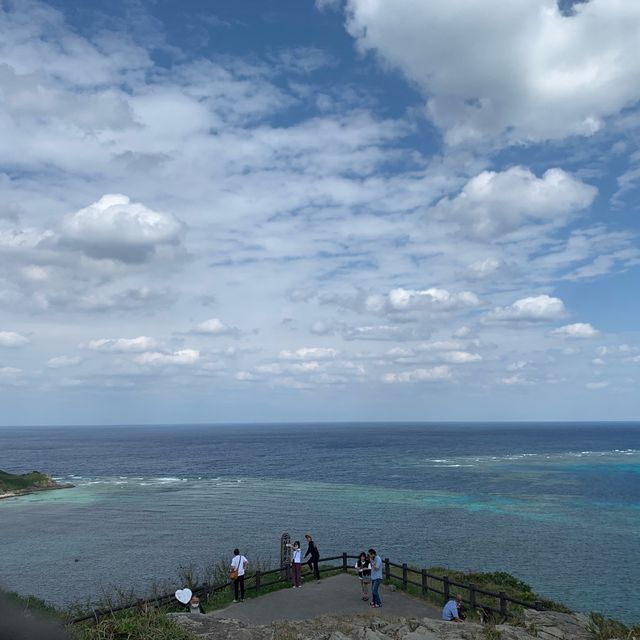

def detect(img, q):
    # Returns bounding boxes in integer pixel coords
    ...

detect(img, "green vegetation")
[383,564,571,623]
[72,610,195,640]
[4,561,639,640]
[1,588,60,617]
[588,612,640,640]
[0,469,55,493]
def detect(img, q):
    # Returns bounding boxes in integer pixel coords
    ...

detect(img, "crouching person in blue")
[442,594,464,622]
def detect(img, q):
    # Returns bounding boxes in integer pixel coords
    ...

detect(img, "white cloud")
[439,350,482,364]
[0,366,22,379]
[487,295,567,322]
[416,341,465,352]
[382,365,452,383]
[367,287,480,314]
[0,331,29,347]
[135,349,200,365]
[194,318,240,336]
[87,337,158,353]
[235,371,257,381]
[345,0,640,145]
[586,381,609,390]
[279,347,339,360]
[466,257,503,279]
[433,167,596,238]
[551,322,599,338]
[500,374,531,386]
[342,324,427,342]
[62,194,183,263]
[46,355,81,368]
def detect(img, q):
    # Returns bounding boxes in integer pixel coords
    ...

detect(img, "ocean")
[0,422,638,623]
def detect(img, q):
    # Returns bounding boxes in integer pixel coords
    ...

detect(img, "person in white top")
[288,540,303,588]
[230,548,248,602]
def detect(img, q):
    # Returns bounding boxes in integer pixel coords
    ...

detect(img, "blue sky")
[1,0,639,425]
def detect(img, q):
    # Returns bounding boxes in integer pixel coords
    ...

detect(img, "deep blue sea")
[0,423,638,623]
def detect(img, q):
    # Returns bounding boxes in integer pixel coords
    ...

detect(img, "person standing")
[355,551,371,601]
[304,533,321,582]
[290,541,303,588]
[368,548,382,608]
[230,548,248,602]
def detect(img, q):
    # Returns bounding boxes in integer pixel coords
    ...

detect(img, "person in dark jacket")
[304,533,321,582]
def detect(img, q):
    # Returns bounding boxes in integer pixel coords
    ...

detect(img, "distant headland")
[0,470,74,500]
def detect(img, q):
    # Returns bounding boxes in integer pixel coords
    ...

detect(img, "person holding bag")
[230,548,248,602]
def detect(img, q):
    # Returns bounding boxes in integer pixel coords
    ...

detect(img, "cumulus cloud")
[0,331,29,347]
[61,194,183,263]
[0,366,23,380]
[279,347,338,360]
[499,374,531,386]
[87,336,158,353]
[345,0,640,145]
[135,349,200,365]
[486,295,567,322]
[342,324,428,342]
[367,287,480,314]
[433,167,596,238]
[46,355,81,368]
[586,381,609,390]
[551,322,599,338]
[439,351,482,364]
[194,318,240,336]
[382,365,452,383]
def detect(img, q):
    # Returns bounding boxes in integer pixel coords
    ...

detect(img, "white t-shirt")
[292,549,301,563]
[231,554,247,576]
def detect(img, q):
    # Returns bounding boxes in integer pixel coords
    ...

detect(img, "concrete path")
[209,573,441,625]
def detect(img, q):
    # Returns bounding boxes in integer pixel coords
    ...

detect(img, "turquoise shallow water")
[0,422,639,623]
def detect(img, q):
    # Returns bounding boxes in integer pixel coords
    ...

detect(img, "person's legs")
[233,578,239,602]
[294,563,302,587]
[239,575,245,600]
[312,558,320,580]
[362,579,369,600]
[371,579,382,606]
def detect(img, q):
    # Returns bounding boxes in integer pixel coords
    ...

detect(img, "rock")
[402,629,439,640]
[363,628,389,640]
[495,624,536,640]
[522,609,591,640]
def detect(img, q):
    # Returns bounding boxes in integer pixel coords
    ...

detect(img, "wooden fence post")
[384,558,390,580]
[255,571,261,593]
[499,592,508,617]
[342,552,348,571]
[421,569,428,597]
[469,583,477,609]
[202,582,209,603]
[402,563,408,589]
[443,575,450,603]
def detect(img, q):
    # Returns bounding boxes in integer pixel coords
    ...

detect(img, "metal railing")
[70,552,545,625]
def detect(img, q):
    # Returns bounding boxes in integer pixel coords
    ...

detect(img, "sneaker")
[233,599,238,603]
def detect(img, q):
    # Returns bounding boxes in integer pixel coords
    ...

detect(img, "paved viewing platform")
[209,573,441,624]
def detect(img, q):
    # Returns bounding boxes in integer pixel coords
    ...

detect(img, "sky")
[1,0,639,426]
